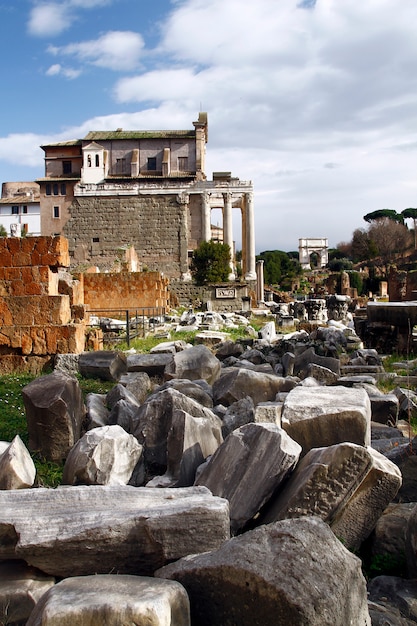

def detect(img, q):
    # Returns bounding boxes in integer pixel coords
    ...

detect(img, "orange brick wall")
[82,271,169,310]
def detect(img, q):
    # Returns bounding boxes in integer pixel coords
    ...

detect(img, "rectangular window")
[92,237,100,243]
[53,206,60,219]
[22,206,28,214]
[147,157,157,171]
[53,184,59,196]
[178,157,188,171]
[46,184,51,196]
[116,158,126,174]
[60,183,66,195]
[11,206,19,215]
[63,161,72,175]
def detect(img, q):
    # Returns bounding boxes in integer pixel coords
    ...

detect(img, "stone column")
[256,259,264,302]
[223,192,235,280]
[244,192,256,280]
[201,192,211,242]
[177,193,191,281]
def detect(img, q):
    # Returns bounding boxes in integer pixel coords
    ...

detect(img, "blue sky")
[1,0,417,253]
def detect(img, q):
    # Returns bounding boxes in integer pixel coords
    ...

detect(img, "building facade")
[37,113,256,281]
[0,182,41,237]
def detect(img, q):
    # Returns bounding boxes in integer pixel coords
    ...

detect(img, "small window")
[92,237,100,243]
[178,157,188,171]
[53,206,60,219]
[63,160,72,175]
[147,157,157,171]
[53,184,59,196]
[60,183,66,195]
[87,155,92,167]
[95,154,100,167]
[46,184,51,196]
[22,206,28,214]
[11,206,19,215]
[116,158,126,174]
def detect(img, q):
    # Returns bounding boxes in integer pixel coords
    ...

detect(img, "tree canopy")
[363,209,404,224]
[256,250,302,286]
[190,240,231,285]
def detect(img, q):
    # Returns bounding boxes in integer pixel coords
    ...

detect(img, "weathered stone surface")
[294,346,341,379]
[106,382,140,410]
[149,408,223,488]
[79,350,127,381]
[331,447,402,551]
[405,503,417,577]
[164,344,221,385]
[215,340,244,361]
[150,339,191,354]
[369,502,416,577]
[157,517,371,626]
[220,396,255,438]
[367,600,413,626]
[213,368,296,407]
[367,576,417,624]
[119,370,152,404]
[62,425,143,486]
[0,485,230,577]
[134,388,222,476]
[260,442,372,525]
[254,401,282,424]
[53,352,80,376]
[386,438,417,503]
[0,561,55,626]
[281,385,371,454]
[85,392,109,429]
[195,422,301,532]
[127,352,173,376]
[306,362,339,385]
[370,394,399,425]
[22,370,85,462]
[0,435,36,489]
[158,379,213,408]
[258,320,276,342]
[26,575,190,626]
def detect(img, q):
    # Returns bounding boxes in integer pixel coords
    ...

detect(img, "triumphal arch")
[298,238,328,270]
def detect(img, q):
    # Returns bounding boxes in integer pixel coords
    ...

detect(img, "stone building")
[36,113,256,281]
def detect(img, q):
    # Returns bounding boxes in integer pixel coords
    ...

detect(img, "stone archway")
[299,238,328,270]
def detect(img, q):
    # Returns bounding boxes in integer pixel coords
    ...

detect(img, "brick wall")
[82,271,169,311]
[0,236,87,374]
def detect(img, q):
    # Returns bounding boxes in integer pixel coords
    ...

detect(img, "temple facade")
[37,113,256,281]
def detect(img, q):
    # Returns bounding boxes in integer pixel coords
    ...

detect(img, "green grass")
[0,374,114,487]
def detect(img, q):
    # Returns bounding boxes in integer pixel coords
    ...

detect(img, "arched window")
[87,155,92,167]
[95,154,100,167]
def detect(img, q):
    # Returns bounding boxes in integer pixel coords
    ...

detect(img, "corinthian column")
[223,192,235,280]
[244,192,256,280]
[201,192,211,242]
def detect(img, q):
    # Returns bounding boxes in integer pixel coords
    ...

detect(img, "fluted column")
[201,192,211,242]
[222,192,235,280]
[244,192,256,280]
[177,192,191,281]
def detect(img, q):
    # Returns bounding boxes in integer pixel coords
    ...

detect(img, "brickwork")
[0,235,87,374]
[82,271,169,310]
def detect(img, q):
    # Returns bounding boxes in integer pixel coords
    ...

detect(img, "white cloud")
[48,31,144,71]
[27,0,116,37]
[28,3,71,37]
[45,63,81,79]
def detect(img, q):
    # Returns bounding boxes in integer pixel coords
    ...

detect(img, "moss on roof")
[83,130,196,141]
